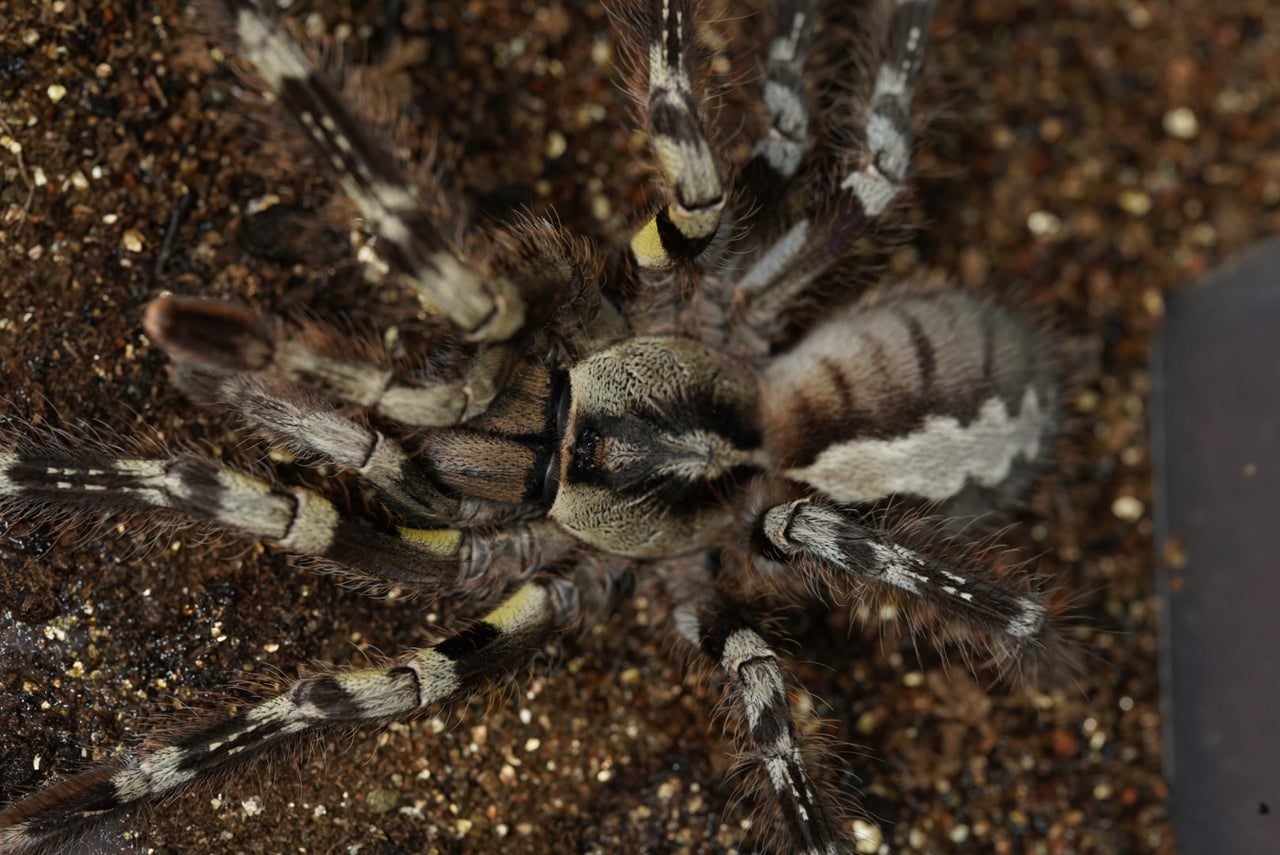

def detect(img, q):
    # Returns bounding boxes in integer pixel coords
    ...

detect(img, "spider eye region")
[549,338,762,558]
[569,425,602,475]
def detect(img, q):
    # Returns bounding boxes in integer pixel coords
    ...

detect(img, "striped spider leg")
[0,566,630,854]
[166,0,603,436]
[1,0,1073,852]
[675,593,844,855]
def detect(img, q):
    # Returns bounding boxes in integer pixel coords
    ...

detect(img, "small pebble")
[1027,209,1062,236]
[1162,107,1199,139]
[1112,495,1145,522]
[366,788,400,814]
[852,819,883,853]
[1118,189,1152,216]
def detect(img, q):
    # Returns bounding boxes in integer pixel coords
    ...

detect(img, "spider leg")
[628,0,727,270]
[217,0,520,341]
[754,496,1059,674]
[738,0,936,331]
[0,576,599,855]
[147,217,603,429]
[158,328,567,526]
[738,0,817,215]
[145,297,512,428]
[170,367,463,520]
[675,594,841,855]
[0,439,575,598]
[192,5,609,432]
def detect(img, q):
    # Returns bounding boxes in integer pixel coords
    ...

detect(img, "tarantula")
[0,0,1067,852]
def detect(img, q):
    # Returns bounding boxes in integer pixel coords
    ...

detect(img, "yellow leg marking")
[631,218,674,269]
[484,582,550,632]
[396,526,463,557]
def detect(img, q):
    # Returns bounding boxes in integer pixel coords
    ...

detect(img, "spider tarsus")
[144,296,276,372]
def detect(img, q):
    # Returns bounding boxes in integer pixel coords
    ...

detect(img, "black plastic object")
[1152,239,1280,853]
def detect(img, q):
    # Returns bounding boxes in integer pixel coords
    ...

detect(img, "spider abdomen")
[762,286,1058,506]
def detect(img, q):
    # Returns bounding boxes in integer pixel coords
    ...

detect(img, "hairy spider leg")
[753,497,1060,674]
[675,593,842,855]
[218,0,520,341]
[628,0,728,270]
[737,0,818,216]
[738,0,937,333]
[181,4,606,432]
[0,577,612,855]
[0,440,575,599]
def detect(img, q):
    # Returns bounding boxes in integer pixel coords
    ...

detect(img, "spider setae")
[1,0,1073,852]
